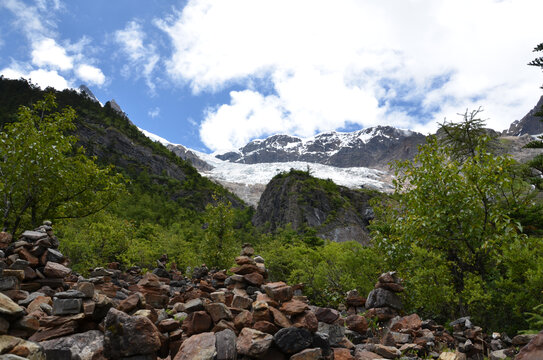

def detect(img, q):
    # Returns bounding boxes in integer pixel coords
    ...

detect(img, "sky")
[1,0,542,154]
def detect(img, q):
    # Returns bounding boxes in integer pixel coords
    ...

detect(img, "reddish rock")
[235,256,255,265]
[334,347,355,360]
[314,307,340,324]
[231,295,252,309]
[516,330,543,360]
[292,311,319,332]
[16,248,39,266]
[243,272,264,286]
[205,302,233,323]
[346,315,368,334]
[234,310,253,330]
[263,282,293,302]
[269,306,292,328]
[43,261,71,278]
[27,296,52,313]
[280,299,309,316]
[182,311,213,335]
[253,320,279,334]
[364,307,397,321]
[117,293,141,313]
[354,349,382,360]
[376,281,404,292]
[391,313,422,332]
[0,232,12,249]
[236,327,273,358]
[174,331,216,360]
[345,290,366,307]
[158,318,180,332]
[229,264,261,275]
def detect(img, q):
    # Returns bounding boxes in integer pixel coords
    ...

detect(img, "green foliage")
[0,93,124,234]
[200,196,239,270]
[256,228,383,307]
[522,304,543,334]
[371,134,542,332]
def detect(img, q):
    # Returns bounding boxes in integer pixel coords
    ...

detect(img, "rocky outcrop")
[216,126,427,169]
[167,144,214,172]
[504,95,543,136]
[253,170,376,244]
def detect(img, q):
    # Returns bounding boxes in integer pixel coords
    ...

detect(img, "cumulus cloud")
[114,21,160,92]
[75,64,105,86]
[158,0,543,151]
[1,66,70,90]
[31,38,74,70]
[0,0,106,90]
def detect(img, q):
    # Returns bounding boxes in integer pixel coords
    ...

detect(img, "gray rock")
[489,349,508,360]
[90,267,113,277]
[0,276,18,291]
[40,330,104,360]
[215,329,237,360]
[18,292,45,306]
[54,290,87,299]
[9,259,30,270]
[366,288,403,310]
[317,322,345,346]
[20,230,47,241]
[0,292,24,317]
[45,249,64,263]
[52,298,82,315]
[273,327,313,354]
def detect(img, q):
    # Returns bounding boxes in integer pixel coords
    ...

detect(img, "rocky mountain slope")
[0,78,243,211]
[504,95,543,136]
[253,170,377,244]
[216,126,427,169]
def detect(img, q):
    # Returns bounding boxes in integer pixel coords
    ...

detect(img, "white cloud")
[75,64,105,86]
[1,66,70,90]
[159,0,543,151]
[114,21,160,92]
[148,107,160,118]
[31,38,73,70]
[1,0,107,90]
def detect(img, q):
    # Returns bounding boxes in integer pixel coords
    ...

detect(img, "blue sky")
[1,0,543,153]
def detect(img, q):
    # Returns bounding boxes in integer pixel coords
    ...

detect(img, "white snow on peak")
[193,150,392,192]
[138,127,175,146]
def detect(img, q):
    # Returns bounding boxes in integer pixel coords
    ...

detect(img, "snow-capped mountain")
[138,129,396,205]
[216,126,426,169]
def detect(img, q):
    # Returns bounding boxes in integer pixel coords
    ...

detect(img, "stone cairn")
[0,224,541,359]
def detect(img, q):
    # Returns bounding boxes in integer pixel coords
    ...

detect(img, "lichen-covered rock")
[174,332,216,360]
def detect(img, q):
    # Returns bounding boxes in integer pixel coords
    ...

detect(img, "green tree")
[371,134,540,330]
[0,93,124,234]
[200,196,238,269]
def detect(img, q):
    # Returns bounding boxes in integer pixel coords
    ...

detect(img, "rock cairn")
[0,223,540,359]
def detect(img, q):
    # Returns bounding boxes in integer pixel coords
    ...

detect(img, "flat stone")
[54,290,86,299]
[52,298,81,315]
[45,249,64,263]
[346,314,368,334]
[263,282,293,302]
[21,231,47,241]
[314,307,340,324]
[205,302,232,323]
[181,311,213,335]
[27,296,53,313]
[290,348,322,360]
[43,262,71,278]
[280,299,309,316]
[243,272,264,286]
[231,295,252,309]
[269,306,292,328]
[391,313,422,331]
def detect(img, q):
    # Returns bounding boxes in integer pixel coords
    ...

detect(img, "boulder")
[181,311,213,335]
[39,330,104,360]
[273,327,313,354]
[263,282,293,302]
[43,262,71,278]
[215,329,237,360]
[0,292,24,317]
[516,330,543,360]
[236,327,273,358]
[174,332,216,360]
[365,288,402,310]
[103,308,161,358]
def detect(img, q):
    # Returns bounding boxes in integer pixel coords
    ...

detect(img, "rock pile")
[0,223,540,359]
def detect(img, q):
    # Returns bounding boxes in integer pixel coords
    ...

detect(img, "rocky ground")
[0,223,541,359]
